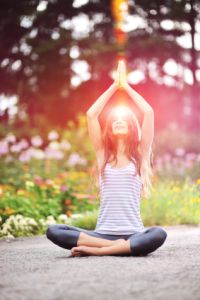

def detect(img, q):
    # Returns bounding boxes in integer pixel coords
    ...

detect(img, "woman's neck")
[116,140,126,155]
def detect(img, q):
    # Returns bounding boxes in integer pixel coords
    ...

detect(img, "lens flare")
[111,0,129,65]
[112,105,129,118]
[111,105,141,141]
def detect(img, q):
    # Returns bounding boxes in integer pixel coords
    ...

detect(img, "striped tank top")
[94,160,145,235]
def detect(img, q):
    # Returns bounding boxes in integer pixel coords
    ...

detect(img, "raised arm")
[86,60,123,118]
[86,82,117,118]
[119,60,153,114]
[119,60,154,158]
[86,63,120,152]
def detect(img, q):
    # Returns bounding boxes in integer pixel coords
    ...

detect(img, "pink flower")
[186,152,197,161]
[48,130,59,141]
[31,148,45,160]
[163,153,171,162]
[184,160,193,168]
[10,144,22,153]
[0,140,9,155]
[31,135,43,147]
[60,185,69,192]
[5,133,16,143]
[18,139,29,149]
[175,148,185,156]
[44,147,64,160]
[34,175,44,186]
[19,150,31,162]
[60,140,71,151]
[67,153,87,166]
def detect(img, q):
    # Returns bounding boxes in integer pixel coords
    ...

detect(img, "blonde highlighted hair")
[88,107,154,199]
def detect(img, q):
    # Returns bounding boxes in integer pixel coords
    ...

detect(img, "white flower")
[25,181,34,188]
[47,215,55,220]
[10,144,22,153]
[31,135,43,147]
[57,214,68,223]
[45,215,56,225]
[31,149,45,160]
[19,150,31,162]
[26,218,37,226]
[70,213,82,219]
[13,141,29,152]
[0,215,40,237]
[5,133,16,143]
[67,153,87,166]
[79,157,87,165]
[19,219,27,227]
[39,218,47,226]
[1,223,10,234]
[18,138,29,149]
[6,234,15,239]
[60,140,71,151]
[8,215,15,221]
[19,147,45,162]
[44,147,64,160]
[49,141,60,150]
[15,214,23,220]
[48,130,59,141]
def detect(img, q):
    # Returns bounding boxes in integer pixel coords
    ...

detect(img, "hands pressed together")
[114,60,129,90]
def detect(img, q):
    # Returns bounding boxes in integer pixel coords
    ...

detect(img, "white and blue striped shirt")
[94,161,145,235]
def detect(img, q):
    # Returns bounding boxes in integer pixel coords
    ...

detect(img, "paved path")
[0,225,200,300]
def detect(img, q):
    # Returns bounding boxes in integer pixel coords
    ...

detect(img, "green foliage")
[1,0,200,131]
[0,115,200,238]
[70,210,99,230]
[1,179,200,238]
[141,179,200,226]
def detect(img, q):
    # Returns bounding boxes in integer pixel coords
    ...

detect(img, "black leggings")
[46,224,167,256]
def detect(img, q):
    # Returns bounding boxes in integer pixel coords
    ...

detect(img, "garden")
[0,113,199,239]
[1,0,200,241]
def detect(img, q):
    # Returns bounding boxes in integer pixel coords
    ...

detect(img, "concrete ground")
[0,225,200,300]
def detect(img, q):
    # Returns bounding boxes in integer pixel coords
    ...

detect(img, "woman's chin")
[113,131,127,135]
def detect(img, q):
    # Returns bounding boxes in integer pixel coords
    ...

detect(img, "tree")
[0,0,199,132]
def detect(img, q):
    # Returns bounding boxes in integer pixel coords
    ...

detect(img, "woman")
[46,61,167,257]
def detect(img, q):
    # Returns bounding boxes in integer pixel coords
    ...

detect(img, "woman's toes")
[71,247,80,256]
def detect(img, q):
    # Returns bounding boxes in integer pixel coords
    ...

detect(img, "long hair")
[88,107,154,199]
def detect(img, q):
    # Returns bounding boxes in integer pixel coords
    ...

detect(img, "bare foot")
[114,238,126,244]
[71,245,100,257]
[70,239,126,257]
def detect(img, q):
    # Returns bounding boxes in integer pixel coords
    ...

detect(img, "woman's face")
[111,112,129,136]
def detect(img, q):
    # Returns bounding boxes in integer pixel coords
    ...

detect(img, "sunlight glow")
[111,105,141,140]
[112,105,130,118]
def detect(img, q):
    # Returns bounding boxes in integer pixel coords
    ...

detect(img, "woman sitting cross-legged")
[46,60,167,257]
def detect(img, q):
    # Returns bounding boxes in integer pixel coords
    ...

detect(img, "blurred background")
[0,0,199,239]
